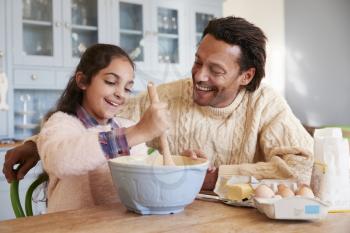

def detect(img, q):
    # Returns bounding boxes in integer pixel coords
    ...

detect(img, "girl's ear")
[75,72,87,90]
[240,67,256,86]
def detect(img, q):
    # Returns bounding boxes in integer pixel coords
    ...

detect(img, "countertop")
[0,200,349,233]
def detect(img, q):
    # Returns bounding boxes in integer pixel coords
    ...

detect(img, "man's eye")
[211,69,224,76]
[213,71,222,76]
[125,88,132,93]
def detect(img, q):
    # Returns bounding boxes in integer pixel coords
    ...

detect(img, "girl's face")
[78,57,134,125]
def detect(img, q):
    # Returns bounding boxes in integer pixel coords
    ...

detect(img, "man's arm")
[217,89,314,185]
[2,139,40,183]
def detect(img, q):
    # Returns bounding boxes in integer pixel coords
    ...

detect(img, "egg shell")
[276,187,295,198]
[254,184,275,198]
[295,186,315,198]
[277,184,289,191]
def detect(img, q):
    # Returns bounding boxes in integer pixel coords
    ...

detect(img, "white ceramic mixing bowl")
[108,154,209,215]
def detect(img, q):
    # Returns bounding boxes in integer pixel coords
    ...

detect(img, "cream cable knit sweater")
[119,78,314,184]
[37,112,147,213]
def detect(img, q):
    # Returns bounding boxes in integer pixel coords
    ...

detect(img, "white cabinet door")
[12,0,108,68]
[189,4,222,71]
[113,0,152,72]
[62,0,108,68]
[12,0,63,66]
[115,0,188,85]
[151,0,187,75]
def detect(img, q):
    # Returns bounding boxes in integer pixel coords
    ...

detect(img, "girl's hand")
[125,102,170,146]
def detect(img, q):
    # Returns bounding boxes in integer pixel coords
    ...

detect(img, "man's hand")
[181,149,218,191]
[2,141,40,183]
[201,167,218,191]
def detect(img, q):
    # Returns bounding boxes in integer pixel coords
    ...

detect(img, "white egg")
[254,184,275,198]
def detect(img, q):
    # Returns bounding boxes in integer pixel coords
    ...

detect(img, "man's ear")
[240,67,256,85]
[75,72,87,90]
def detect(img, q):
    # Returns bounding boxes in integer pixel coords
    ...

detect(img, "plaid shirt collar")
[76,105,119,129]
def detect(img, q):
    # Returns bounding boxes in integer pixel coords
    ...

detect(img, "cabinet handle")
[31,74,38,80]
[145,31,158,37]
[0,50,3,57]
[65,22,71,29]
[55,21,61,27]
[145,31,152,36]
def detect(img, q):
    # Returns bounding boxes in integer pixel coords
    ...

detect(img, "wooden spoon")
[147,82,175,166]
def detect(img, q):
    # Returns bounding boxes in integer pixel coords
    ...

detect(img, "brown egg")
[277,184,289,191]
[295,186,315,198]
[254,184,275,198]
[276,186,295,198]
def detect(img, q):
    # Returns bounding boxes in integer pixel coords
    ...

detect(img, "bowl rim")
[108,155,209,170]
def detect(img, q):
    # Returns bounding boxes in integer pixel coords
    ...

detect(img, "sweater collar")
[76,105,118,129]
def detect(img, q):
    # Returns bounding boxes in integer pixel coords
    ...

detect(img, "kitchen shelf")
[23,19,52,26]
[15,123,39,129]
[15,111,36,116]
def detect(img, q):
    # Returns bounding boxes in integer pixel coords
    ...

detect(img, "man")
[3,17,314,190]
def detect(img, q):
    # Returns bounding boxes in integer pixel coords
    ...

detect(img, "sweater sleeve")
[37,112,107,178]
[117,91,149,122]
[219,88,314,184]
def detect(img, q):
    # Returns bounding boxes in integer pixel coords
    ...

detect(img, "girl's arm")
[37,112,107,178]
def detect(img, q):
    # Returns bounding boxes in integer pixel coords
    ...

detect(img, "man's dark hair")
[202,16,267,92]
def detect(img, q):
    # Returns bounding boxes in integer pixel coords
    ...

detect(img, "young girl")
[37,44,170,213]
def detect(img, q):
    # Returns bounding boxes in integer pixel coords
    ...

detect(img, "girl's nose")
[114,87,125,100]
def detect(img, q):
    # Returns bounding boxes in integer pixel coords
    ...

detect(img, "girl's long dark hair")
[45,44,134,120]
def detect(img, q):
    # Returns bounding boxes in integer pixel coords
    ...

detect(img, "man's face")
[191,34,254,108]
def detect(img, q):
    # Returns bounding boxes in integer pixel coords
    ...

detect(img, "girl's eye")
[104,80,115,85]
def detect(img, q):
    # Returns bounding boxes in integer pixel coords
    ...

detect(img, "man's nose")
[195,67,209,82]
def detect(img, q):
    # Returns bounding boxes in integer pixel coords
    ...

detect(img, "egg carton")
[254,196,329,220]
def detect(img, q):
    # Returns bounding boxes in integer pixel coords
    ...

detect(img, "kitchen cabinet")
[12,0,109,67]
[113,0,187,73]
[190,5,221,62]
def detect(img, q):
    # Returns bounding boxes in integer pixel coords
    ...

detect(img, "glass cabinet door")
[119,2,144,62]
[195,12,214,45]
[70,0,98,58]
[13,0,61,66]
[22,0,54,56]
[62,0,100,67]
[157,7,179,64]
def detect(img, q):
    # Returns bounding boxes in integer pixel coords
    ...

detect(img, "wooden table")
[0,200,349,233]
